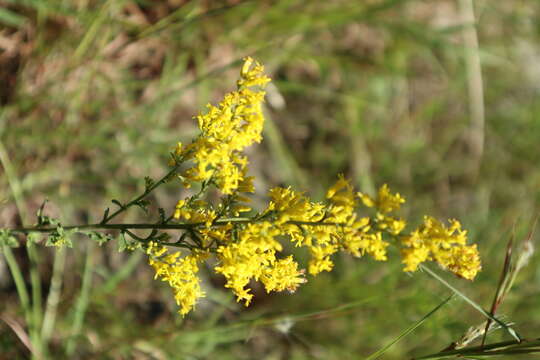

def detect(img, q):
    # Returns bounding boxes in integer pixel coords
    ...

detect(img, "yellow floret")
[400,217,481,279]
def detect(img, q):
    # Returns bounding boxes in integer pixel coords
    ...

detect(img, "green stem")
[413,338,540,359]
[10,219,342,234]
[101,164,180,224]
[66,243,95,355]
[27,242,43,337]
[97,251,143,295]
[2,245,32,327]
[41,247,66,343]
[420,264,521,342]
[0,139,44,356]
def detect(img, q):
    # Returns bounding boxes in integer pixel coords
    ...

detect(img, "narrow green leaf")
[365,295,454,360]
[421,265,521,342]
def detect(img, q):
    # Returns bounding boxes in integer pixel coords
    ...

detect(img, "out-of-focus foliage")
[1,0,539,358]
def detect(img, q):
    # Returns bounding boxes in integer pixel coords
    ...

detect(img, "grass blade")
[41,247,66,342]
[364,295,454,360]
[420,265,521,342]
[66,242,95,355]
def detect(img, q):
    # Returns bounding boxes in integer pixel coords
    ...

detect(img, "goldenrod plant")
[3,58,481,319]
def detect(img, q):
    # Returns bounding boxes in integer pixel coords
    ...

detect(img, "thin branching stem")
[101,164,181,224]
[10,219,343,235]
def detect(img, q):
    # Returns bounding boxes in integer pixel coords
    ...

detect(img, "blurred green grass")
[1,0,540,358]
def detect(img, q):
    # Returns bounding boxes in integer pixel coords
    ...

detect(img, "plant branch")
[9,219,343,235]
[100,164,181,224]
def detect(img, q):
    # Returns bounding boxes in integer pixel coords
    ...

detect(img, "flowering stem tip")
[4,58,481,316]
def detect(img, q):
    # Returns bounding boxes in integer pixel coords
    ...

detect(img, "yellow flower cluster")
[260,177,398,276]
[170,58,270,195]
[144,57,482,316]
[359,184,407,235]
[324,176,390,262]
[401,216,481,280]
[146,241,207,316]
[215,222,306,305]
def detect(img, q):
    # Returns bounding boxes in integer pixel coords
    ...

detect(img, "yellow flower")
[261,256,306,293]
[239,57,271,88]
[446,244,481,280]
[215,222,286,305]
[400,217,481,279]
[358,184,405,213]
[308,244,337,275]
[325,176,390,262]
[267,186,325,224]
[376,213,406,235]
[326,174,350,199]
[172,57,270,195]
[146,242,208,316]
[158,58,482,316]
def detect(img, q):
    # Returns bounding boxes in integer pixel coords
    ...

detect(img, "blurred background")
[1,0,540,358]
